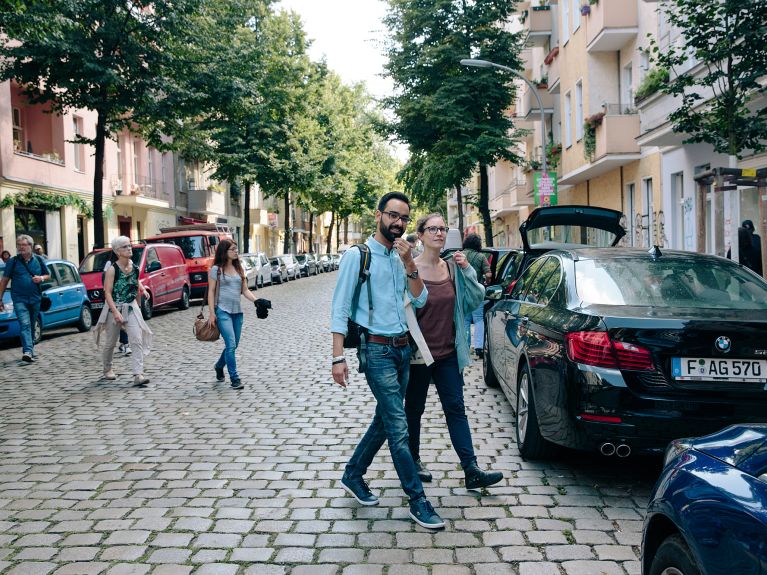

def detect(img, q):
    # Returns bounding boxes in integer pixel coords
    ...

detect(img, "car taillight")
[565,332,653,371]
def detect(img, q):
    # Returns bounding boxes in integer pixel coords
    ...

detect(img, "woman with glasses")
[405,214,503,490]
[206,239,258,389]
[95,235,153,386]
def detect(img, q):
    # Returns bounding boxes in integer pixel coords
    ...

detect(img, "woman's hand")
[207,315,216,328]
[113,312,125,324]
[453,251,469,269]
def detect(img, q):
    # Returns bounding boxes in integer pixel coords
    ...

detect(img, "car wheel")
[483,335,500,388]
[141,293,153,320]
[276,275,282,285]
[77,305,93,332]
[33,315,43,344]
[516,362,556,460]
[649,534,701,575]
[177,286,190,310]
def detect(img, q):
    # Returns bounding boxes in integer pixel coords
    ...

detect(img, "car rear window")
[527,225,618,247]
[575,257,767,309]
[79,248,144,273]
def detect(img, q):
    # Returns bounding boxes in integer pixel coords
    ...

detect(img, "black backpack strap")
[349,244,373,325]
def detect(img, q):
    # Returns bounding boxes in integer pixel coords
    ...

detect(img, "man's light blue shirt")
[331,236,427,336]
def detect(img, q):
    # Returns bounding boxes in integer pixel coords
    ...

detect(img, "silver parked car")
[280,254,301,281]
[241,252,272,288]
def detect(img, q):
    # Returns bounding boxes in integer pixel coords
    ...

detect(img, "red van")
[145,224,234,298]
[78,242,191,320]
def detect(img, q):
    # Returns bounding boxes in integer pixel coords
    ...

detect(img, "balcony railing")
[519,83,555,119]
[522,5,552,46]
[593,105,640,160]
[113,176,168,200]
[585,0,638,52]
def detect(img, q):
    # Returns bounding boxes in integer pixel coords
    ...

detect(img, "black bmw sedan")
[483,246,767,460]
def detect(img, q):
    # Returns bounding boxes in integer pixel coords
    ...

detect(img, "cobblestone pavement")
[0,270,661,575]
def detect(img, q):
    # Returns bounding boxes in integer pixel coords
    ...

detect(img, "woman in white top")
[206,239,257,389]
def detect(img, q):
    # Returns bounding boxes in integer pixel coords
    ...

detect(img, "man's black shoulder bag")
[343,244,372,349]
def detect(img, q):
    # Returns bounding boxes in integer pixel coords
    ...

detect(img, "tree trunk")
[243,181,251,252]
[283,193,291,254]
[455,183,464,238]
[336,214,341,251]
[479,164,493,247]
[93,111,107,249]
[343,216,348,245]
[308,212,314,253]
[326,210,335,254]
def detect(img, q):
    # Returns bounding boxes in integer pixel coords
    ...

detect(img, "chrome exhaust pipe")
[616,444,631,458]
[600,442,615,456]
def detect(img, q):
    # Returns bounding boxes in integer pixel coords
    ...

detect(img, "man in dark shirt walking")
[0,234,50,363]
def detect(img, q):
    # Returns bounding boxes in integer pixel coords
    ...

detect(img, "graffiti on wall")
[634,210,668,248]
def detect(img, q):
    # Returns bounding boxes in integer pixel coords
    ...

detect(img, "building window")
[132,141,139,185]
[626,183,636,246]
[147,147,154,193]
[575,81,583,140]
[571,0,580,33]
[72,116,83,172]
[14,208,46,251]
[642,178,654,248]
[622,63,634,112]
[564,92,572,148]
[562,0,570,43]
[12,107,23,149]
[116,139,123,191]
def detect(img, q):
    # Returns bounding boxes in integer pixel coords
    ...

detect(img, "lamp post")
[460,58,548,174]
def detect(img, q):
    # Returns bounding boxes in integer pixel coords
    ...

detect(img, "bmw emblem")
[715,336,731,353]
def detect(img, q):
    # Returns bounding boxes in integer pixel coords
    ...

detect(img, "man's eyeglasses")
[423,226,449,235]
[382,211,411,225]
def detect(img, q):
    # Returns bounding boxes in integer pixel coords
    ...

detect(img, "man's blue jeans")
[215,307,243,380]
[344,341,425,503]
[15,300,40,356]
[464,304,485,350]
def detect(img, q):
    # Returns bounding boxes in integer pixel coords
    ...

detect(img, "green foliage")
[383,0,524,245]
[634,67,669,103]
[583,122,596,161]
[650,0,767,157]
[0,189,93,218]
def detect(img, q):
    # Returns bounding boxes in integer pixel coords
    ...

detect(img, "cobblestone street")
[0,271,660,575]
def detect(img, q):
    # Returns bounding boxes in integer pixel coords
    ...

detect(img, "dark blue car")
[642,424,767,575]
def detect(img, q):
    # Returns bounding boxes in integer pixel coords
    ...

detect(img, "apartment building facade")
[480,0,766,256]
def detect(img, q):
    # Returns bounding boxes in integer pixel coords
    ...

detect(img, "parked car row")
[265,253,339,285]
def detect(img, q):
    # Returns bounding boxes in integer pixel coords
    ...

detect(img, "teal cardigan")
[449,260,486,370]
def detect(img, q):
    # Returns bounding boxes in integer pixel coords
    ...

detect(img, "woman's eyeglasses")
[423,226,449,235]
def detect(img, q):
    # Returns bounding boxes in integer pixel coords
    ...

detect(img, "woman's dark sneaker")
[464,462,503,490]
[230,378,243,389]
[415,459,432,483]
[215,367,225,382]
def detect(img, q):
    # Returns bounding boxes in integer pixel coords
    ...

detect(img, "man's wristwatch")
[406,269,419,279]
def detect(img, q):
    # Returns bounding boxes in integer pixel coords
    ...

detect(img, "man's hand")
[393,237,413,263]
[32,275,44,284]
[332,361,348,388]
[0,302,5,312]
[453,251,469,269]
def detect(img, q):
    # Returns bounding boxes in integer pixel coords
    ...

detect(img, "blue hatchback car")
[0,258,92,344]
[642,424,767,575]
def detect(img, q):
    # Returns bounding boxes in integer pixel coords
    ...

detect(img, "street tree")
[0,0,204,248]
[383,0,523,245]
[651,0,767,160]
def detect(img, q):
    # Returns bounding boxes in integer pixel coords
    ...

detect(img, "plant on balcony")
[546,141,562,169]
[580,4,591,16]
[535,75,548,88]
[583,111,605,162]
[0,188,93,218]
[519,9,528,24]
[589,0,599,5]
[13,139,22,152]
[634,67,670,104]
[525,158,542,172]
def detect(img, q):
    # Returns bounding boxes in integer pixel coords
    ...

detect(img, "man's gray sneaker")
[409,497,445,529]
[340,475,379,506]
[21,354,33,363]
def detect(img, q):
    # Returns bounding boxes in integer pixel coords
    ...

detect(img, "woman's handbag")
[193,269,220,342]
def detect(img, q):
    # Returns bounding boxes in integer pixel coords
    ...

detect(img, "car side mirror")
[147,261,162,273]
[485,285,503,301]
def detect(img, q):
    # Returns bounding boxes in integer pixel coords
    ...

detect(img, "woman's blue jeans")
[344,342,425,503]
[406,352,477,469]
[215,307,243,381]
[464,304,485,350]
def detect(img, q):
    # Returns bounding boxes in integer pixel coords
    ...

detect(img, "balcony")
[585,0,638,52]
[521,5,553,47]
[112,176,170,209]
[250,208,270,226]
[560,105,640,186]
[188,188,226,216]
[491,178,534,218]
[519,83,555,120]
[545,47,560,94]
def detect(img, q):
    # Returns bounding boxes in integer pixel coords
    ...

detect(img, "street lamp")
[460,58,548,174]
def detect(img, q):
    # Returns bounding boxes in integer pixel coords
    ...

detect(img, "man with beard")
[330,192,444,529]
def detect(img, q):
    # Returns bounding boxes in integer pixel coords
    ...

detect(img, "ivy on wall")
[0,188,93,219]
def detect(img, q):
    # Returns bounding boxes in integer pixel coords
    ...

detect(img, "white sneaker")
[124,345,132,355]
[118,343,126,354]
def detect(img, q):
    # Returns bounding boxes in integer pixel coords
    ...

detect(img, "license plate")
[91,302,104,309]
[672,357,767,382]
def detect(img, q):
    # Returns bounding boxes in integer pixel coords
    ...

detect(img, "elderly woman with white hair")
[95,236,153,386]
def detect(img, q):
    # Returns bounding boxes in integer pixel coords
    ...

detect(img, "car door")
[43,263,83,327]
[143,247,165,305]
[159,246,186,305]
